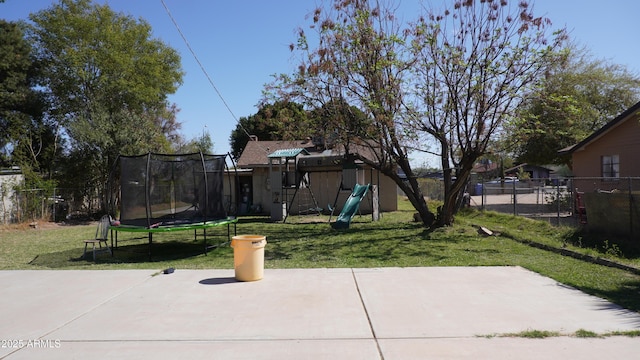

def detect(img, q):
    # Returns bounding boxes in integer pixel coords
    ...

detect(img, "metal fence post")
[569,179,575,221]
[512,180,517,215]
[52,188,56,222]
[629,177,633,237]
[556,181,561,225]
[481,179,485,210]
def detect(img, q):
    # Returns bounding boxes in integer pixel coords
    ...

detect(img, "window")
[601,155,620,178]
[341,168,357,191]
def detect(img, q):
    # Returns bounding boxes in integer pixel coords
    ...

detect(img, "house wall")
[302,168,397,214]
[572,114,640,192]
[0,173,24,224]
[237,167,397,217]
[250,168,270,214]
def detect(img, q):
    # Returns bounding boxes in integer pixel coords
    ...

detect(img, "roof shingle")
[236,140,317,167]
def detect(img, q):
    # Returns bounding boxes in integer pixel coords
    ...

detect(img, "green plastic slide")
[331,183,370,229]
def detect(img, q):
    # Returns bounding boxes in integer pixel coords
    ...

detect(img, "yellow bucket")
[231,235,267,281]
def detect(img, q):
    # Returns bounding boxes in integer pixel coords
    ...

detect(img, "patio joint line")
[351,268,385,360]
[37,273,157,340]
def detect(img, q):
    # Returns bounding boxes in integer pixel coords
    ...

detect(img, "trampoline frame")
[109,217,238,259]
[108,151,238,259]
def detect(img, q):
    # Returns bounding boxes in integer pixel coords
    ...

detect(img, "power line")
[159,0,267,155]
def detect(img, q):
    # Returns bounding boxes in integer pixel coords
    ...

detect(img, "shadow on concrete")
[199,277,238,285]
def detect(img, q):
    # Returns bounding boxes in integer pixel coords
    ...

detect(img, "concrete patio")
[1,267,639,359]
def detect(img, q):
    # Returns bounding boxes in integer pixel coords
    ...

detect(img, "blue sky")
[3,0,639,167]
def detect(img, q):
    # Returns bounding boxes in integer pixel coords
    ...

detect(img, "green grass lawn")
[2,197,640,312]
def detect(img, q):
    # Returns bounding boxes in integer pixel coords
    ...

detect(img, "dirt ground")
[0,219,95,232]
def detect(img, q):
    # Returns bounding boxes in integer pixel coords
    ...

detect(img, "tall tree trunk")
[397,154,436,227]
[438,163,473,226]
[399,174,435,227]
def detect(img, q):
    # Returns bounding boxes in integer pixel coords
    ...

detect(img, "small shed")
[504,164,553,180]
[0,167,24,224]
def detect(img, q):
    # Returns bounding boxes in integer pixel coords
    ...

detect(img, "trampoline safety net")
[116,152,228,227]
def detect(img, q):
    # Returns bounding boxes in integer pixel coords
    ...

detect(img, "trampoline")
[108,152,238,258]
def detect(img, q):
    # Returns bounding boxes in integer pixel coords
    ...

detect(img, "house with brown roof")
[234,139,398,220]
[558,101,640,237]
[559,100,640,192]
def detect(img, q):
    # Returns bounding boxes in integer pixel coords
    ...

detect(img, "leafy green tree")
[0,19,63,224]
[174,131,214,154]
[229,101,307,160]
[157,103,183,151]
[507,45,640,165]
[28,0,183,210]
[307,98,371,152]
[0,20,48,170]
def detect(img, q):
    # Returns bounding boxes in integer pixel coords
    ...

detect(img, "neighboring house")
[0,167,24,224]
[234,139,398,219]
[504,163,553,180]
[558,101,640,237]
[472,160,500,180]
[559,100,640,192]
[469,161,500,195]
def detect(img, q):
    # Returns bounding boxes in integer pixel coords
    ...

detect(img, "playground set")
[266,148,379,228]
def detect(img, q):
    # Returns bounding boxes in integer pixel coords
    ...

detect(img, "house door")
[238,176,253,215]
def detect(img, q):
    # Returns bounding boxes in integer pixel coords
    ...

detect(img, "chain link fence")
[412,176,639,237]
[5,177,640,233]
[416,178,446,201]
[1,187,103,225]
[469,178,573,225]
[470,177,640,236]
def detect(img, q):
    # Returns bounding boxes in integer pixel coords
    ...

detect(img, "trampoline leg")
[228,223,236,240]
[148,233,152,261]
[203,229,208,255]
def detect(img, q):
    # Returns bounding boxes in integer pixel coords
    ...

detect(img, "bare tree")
[268,0,437,226]
[268,0,565,227]
[408,0,566,225]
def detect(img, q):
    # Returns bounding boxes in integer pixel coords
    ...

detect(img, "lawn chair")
[83,215,113,261]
